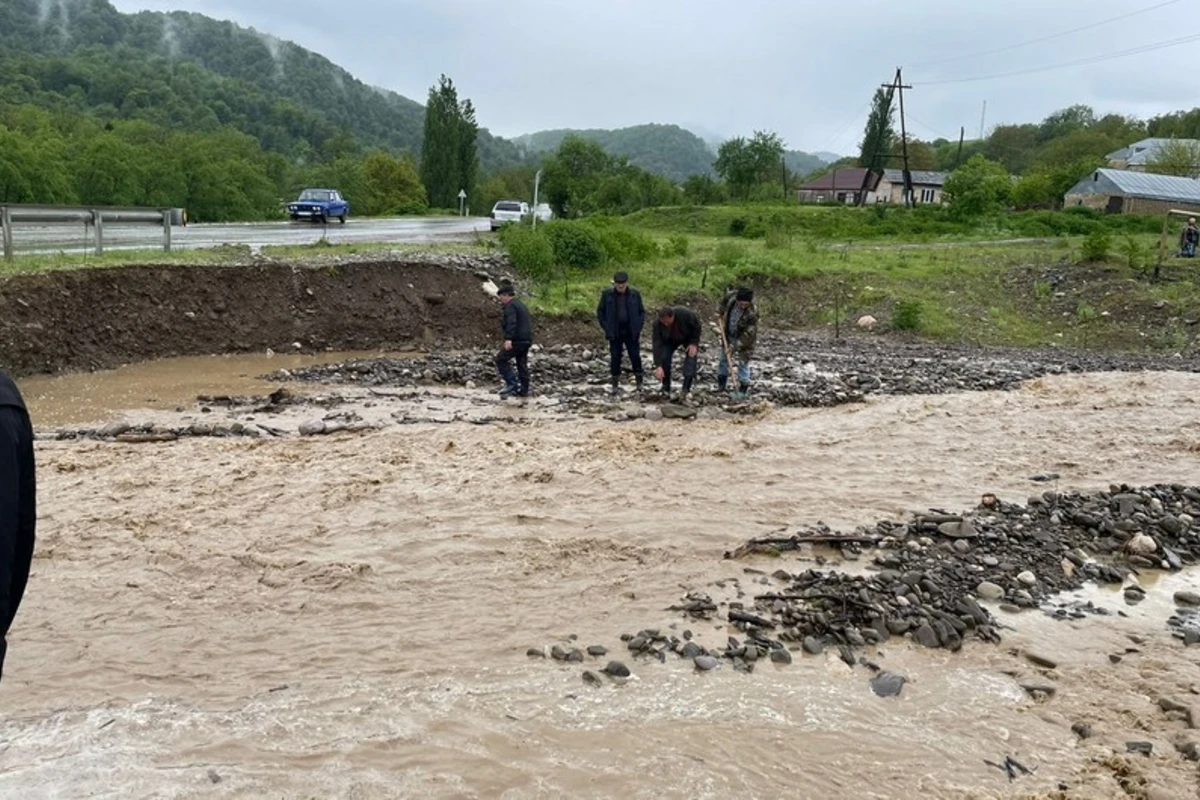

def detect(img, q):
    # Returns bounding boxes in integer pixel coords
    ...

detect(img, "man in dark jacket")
[595,270,645,393]
[495,283,534,398]
[0,370,35,684]
[651,306,702,398]
[718,287,759,398]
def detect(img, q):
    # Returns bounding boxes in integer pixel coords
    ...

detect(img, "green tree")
[419,74,478,209]
[542,135,611,217]
[858,87,896,174]
[943,154,1012,218]
[985,124,1039,174]
[1038,105,1096,142]
[714,130,785,199]
[360,152,428,215]
[1146,138,1200,178]
[682,174,727,205]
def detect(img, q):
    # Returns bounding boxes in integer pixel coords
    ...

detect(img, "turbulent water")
[3,361,1200,799]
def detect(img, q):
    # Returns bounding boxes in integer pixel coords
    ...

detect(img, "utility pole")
[955,126,965,168]
[882,68,913,207]
[978,100,987,141]
[781,156,789,201]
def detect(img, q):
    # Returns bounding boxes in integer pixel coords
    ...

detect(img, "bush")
[714,241,747,268]
[544,221,608,270]
[594,225,658,263]
[499,225,554,280]
[1081,231,1112,262]
[666,235,689,256]
[892,299,923,331]
[728,217,748,236]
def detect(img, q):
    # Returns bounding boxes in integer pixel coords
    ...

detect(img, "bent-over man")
[718,287,759,399]
[651,305,702,398]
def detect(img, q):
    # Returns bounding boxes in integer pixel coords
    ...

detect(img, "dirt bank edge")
[0,256,530,377]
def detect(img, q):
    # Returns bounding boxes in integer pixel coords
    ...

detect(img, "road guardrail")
[0,204,181,261]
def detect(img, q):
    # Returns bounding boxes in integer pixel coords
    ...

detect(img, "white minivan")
[490,200,529,231]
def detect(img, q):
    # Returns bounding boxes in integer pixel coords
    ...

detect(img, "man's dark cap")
[496,284,515,296]
[657,306,675,318]
[613,271,629,284]
[737,288,754,302]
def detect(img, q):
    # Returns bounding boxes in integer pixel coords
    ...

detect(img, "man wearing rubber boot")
[651,306,702,400]
[718,287,758,399]
[0,369,35,684]
[596,270,645,393]
[495,283,534,399]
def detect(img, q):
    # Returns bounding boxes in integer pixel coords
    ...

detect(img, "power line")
[912,30,1200,86]
[907,0,1181,68]
[815,96,875,155]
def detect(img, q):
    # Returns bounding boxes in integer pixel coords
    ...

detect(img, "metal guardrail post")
[1,206,11,262]
[92,209,103,256]
[162,210,172,252]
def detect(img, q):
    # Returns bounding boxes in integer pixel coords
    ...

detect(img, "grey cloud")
[111,0,1197,154]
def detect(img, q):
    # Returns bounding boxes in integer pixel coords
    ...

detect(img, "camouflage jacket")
[719,290,758,357]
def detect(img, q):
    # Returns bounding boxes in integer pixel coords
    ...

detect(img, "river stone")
[550,645,568,661]
[1072,722,1092,739]
[976,581,1004,601]
[1017,571,1037,587]
[1159,515,1185,535]
[1024,651,1058,669]
[659,404,697,420]
[643,408,664,421]
[99,421,133,438]
[802,636,824,655]
[913,622,940,648]
[1175,591,1200,607]
[982,556,1000,568]
[681,641,703,659]
[565,648,584,663]
[602,661,630,678]
[627,635,648,652]
[870,671,908,697]
[770,647,793,665]
[298,419,326,436]
[938,519,978,539]
[586,645,608,657]
[582,670,604,687]
[952,539,971,554]
[526,647,546,658]
[694,655,720,671]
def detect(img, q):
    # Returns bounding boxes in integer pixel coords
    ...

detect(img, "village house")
[1107,137,1200,171]
[875,169,949,205]
[1063,168,1200,215]
[795,167,880,205]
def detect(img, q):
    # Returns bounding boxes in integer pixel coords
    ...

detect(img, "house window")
[920,188,936,203]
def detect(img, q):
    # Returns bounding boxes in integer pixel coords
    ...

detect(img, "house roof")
[1106,137,1200,166]
[881,169,948,186]
[1067,168,1200,204]
[797,167,881,192]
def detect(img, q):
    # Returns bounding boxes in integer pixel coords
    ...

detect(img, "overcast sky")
[110,0,1196,155]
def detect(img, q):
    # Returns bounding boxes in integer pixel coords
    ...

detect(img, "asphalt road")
[7,216,492,256]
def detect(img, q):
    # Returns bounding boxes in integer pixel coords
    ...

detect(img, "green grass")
[0,245,255,275]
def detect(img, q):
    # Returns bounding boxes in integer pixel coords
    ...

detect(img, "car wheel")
[339,214,347,224]
[316,214,326,224]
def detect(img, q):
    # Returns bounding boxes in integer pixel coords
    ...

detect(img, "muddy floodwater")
[3,360,1200,799]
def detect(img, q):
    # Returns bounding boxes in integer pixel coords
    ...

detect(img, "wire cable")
[907,0,1181,68]
[912,30,1200,86]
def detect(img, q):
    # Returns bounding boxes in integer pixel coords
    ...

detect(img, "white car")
[490,200,529,231]
[533,203,553,223]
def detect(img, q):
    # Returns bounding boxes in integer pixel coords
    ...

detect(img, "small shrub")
[544,221,607,270]
[1033,281,1053,301]
[892,299,924,331]
[728,217,748,236]
[1081,231,1112,262]
[1118,234,1141,270]
[499,225,554,280]
[714,242,747,268]
[666,235,690,257]
[595,225,658,263]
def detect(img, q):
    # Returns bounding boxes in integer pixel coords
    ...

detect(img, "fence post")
[162,210,172,252]
[1,206,11,262]
[92,209,103,256]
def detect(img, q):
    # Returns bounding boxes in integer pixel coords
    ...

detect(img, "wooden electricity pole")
[882,68,913,207]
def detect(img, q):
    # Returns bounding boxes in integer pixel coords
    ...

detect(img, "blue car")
[288,189,349,223]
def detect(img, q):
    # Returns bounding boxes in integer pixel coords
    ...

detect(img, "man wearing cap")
[596,271,645,393]
[495,283,534,398]
[0,369,35,684]
[651,306,702,399]
[718,287,759,399]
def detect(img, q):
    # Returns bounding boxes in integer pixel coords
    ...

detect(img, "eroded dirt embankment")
[0,256,515,377]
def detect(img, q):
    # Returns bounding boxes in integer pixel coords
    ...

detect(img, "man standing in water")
[0,369,35,684]
[651,305,702,400]
[495,283,534,399]
[717,287,759,399]
[596,270,645,393]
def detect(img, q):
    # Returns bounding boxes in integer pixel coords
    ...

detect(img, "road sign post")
[457,189,467,217]
[532,170,543,230]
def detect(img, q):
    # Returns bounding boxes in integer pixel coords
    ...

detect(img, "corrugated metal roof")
[881,169,948,186]
[797,167,881,192]
[1106,137,1200,166]
[1082,168,1200,203]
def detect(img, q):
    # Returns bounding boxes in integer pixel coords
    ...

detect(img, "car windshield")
[495,202,523,212]
[299,190,333,201]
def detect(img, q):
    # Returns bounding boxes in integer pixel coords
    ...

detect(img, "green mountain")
[0,0,521,169]
[517,124,715,182]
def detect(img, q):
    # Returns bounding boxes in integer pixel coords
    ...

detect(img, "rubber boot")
[635,373,644,391]
[609,376,619,395]
[681,375,694,397]
[717,375,728,392]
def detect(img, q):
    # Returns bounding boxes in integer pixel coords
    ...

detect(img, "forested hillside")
[517,124,715,182]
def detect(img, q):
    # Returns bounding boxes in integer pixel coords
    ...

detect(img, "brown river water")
[3,358,1200,799]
